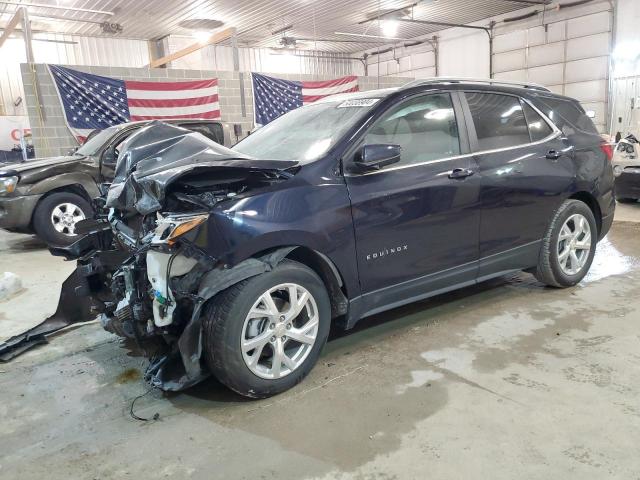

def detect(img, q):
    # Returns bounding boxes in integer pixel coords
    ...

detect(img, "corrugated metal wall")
[492,5,612,133]
[0,35,149,116]
[367,44,437,79]
[167,37,360,76]
[1,34,361,118]
[361,0,612,132]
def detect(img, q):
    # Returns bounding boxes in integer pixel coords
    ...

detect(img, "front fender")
[26,172,100,199]
[190,181,359,297]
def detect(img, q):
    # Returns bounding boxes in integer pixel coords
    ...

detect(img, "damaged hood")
[106,122,298,215]
[2,154,86,173]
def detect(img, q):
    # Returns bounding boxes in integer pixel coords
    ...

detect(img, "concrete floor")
[1,203,640,480]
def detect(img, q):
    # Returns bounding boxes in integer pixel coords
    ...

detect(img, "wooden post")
[148,27,236,69]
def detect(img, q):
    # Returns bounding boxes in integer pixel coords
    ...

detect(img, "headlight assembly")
[152,213,209,246]
[0,176,18,195]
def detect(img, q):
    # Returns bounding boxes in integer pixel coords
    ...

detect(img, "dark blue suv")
[4,78,615,398]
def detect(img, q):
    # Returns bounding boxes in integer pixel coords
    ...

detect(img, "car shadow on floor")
[0,232,47,252]
[180,273,539,404]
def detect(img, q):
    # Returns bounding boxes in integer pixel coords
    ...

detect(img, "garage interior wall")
[609,0,640,138]
[21,63,411,157]
[491,3,611,133]
[7,0,638,151]
[0,35,149,117]
[166,36,362,76]
[364,0,612,132]
[1,37,362,119]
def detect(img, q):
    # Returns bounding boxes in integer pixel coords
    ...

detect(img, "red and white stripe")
[124,79,221,121]
[301,76,359,104]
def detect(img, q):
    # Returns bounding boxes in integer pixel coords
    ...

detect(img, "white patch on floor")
[468,312,554,350]
[395,370,444,395]
[583,237,636,283]
[421,348,477,376]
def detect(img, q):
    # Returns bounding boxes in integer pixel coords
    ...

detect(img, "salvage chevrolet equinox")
[5,78,615,398]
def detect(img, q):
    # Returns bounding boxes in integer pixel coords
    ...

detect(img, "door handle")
[546,150,561,160]
[448,168,474,179]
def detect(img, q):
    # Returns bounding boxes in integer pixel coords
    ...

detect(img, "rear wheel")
[33,191,92,246]
[534,199,597,287]
[616,197,637,203]
[202,260,331,398]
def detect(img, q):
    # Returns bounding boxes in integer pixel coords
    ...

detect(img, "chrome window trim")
[344,93,562,178]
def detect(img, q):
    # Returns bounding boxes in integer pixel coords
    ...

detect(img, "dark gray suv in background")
[0,119,234,246]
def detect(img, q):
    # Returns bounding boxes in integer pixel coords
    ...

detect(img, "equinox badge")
[366,245,408,261]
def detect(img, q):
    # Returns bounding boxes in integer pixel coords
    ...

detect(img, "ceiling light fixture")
[381,19,399,37]
[192,31,212,43]
[334,31,408,41]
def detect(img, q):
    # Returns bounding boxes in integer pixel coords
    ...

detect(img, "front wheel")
[534,199,597,287]
[32,191,93,246]
[202,260,331,398]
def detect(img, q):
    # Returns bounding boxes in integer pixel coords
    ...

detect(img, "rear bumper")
[0,194,41,232]
[615,171,640,199]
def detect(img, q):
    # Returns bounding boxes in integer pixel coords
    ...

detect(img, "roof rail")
[402,77,551,92]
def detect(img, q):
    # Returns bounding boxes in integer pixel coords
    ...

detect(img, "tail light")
[600,142,613,161]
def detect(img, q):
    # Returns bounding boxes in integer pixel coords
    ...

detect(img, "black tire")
[32,191,93,247]
[616,197,637,203]
[202,260,331,398]
[534,199,598,288]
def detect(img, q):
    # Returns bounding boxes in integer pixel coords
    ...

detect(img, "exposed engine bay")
[0,122,299,389]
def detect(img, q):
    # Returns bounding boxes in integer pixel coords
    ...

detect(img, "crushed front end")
[0,122,298,390]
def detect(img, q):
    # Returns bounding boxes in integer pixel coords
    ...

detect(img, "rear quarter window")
[532,96,599,137]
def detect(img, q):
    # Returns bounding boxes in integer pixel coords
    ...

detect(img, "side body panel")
[460,89,614,279]
[199,160,362,299]
[345,158,481,294]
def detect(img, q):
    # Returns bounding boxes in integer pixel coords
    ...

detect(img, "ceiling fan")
[267,24,388,51]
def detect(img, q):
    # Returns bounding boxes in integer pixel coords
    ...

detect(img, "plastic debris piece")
[0,272,22,301]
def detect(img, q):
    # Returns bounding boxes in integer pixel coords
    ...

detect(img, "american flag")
[49,64,220,142]
[252,73,358,125]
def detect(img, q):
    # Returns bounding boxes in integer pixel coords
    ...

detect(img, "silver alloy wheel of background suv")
[557,213,592,275]
[241,283,319,380]
[50,202,86,236]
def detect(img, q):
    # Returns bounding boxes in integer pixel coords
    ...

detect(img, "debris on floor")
[0,271,22,301]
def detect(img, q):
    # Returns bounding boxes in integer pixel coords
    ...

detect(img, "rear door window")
[465,92,530,150]
[522,103,554,142]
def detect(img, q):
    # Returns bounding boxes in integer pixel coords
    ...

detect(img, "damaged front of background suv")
[0,122,305,389]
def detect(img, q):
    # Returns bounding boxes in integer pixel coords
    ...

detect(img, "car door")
[99,127,141,181]
[460,91,572,278]
[344,92,481,309]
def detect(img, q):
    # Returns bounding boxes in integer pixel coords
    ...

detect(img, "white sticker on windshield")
[337,98,380,108]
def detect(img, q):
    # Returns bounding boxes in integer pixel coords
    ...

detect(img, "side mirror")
[68,146,79,155]
[102,149,116,166]
[353,144,401,171]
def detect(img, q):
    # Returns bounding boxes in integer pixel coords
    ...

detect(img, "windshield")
[75,126,120,156]
[233,99,379,162]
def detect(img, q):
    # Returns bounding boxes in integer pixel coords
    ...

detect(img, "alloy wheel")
[241,283,319,380]
[557,213,592,276]
[50,202,86,236]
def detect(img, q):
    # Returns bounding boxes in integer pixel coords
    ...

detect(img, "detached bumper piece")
[0,269,105,361]
[0,225,122,362]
